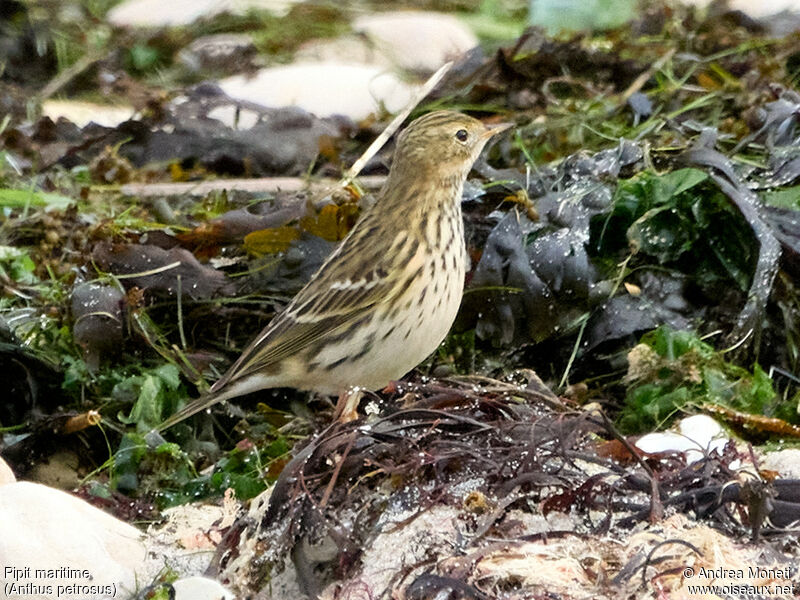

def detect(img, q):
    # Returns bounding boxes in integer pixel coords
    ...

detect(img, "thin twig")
[319,433,356,508]
[37,50,109,102]
[343,61,453,183]
[619,48,676,105]
[113,261,182,279]
[558,315,589,390]
[176,274,187,350]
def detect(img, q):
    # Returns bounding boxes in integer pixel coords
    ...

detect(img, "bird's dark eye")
[455,129,468,142]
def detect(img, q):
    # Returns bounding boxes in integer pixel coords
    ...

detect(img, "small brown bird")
[158,111,510,430]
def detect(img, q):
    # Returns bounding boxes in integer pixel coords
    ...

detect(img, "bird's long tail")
[156,376,252,431]
[155,392,223,432]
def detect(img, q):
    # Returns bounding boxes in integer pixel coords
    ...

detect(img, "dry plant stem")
[62,411,102,434]
[343,61,454,183]
[119,176,387,198]
[319,433,356,508]
[37,51,108,102]
[619,48,676,105]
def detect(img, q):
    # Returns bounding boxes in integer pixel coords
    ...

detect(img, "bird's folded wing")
[213,262,405,388]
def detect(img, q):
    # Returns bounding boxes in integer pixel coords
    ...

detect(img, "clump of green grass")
[619,326,787,433]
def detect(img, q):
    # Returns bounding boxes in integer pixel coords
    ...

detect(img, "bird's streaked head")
[392,110,511,178]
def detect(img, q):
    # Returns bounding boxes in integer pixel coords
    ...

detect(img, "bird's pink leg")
[332,387,364,422]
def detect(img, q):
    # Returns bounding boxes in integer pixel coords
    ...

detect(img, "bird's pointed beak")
[481,121,513,139]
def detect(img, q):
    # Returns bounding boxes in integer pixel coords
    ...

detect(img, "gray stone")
[761,448,800,479]
[41,101,134,129]
[353,12,478,74]
[0,482,146,599]
[172,577,235,600]
[177,34,258,74]
[218,62,417,120]
[107,0,299,28]
[0,457,15,485]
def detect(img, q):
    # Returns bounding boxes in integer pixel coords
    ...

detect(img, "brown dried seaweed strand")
[319,432,355,508]
[597,410,664,522]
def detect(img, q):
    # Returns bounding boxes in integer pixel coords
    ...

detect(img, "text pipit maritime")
[158,111,511,430]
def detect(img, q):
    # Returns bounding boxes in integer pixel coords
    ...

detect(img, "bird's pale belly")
[296,250,465,394]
